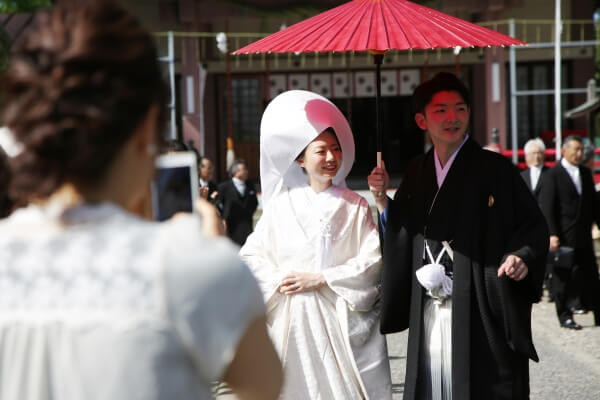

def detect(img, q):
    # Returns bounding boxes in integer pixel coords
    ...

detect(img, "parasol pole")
[373,52,384,168]
[225,21,235,170]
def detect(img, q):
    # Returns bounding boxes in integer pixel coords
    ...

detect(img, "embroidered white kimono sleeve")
[240,185,392,400]
[319,195,382,312]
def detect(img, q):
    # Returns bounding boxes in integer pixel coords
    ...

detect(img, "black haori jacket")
[380,138,548,400]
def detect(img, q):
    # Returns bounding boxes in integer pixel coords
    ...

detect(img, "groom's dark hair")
[412,72,470,114]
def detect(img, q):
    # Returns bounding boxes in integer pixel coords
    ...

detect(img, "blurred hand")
[210,190,219,200]
[194,197,224,237]
[278,272,325,295]
[129,186,153,220]
[199,186,209,199]
[368,160,390,212]
[549,235,560,252]
[498,254,528,281]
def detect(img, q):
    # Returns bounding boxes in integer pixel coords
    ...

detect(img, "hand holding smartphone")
[151,152,199,221]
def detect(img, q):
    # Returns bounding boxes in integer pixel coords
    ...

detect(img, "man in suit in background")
[198,156,219,203]
[521,138,553,301]
[538,135,600,329]
[521,138,548,201]
[218,159,258,246]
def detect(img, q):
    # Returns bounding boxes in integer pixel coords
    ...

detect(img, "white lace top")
[0,203,265,400]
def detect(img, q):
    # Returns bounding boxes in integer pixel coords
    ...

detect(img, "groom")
[368,72,548,399]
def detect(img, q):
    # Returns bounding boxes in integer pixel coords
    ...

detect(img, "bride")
[240,90,392,400]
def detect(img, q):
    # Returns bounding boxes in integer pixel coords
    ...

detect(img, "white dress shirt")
[529,165,543,190]
[232,177,246,195]
[561,157,582,195]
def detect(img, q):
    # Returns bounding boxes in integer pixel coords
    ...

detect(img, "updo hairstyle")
[1,0,167,201]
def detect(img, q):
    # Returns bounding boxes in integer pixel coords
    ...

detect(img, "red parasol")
[233,0,525,165]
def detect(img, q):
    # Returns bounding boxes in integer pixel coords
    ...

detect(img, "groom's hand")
[368,160,390,213]
[498,254,528,281]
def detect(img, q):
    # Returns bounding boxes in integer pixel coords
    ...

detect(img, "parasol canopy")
[233,0,525,54]
[233,0,525,166]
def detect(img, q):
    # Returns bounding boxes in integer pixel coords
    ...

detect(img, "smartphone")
[151,152,199,221]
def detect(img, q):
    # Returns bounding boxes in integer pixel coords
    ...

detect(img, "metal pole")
[374,53,384,167]
[168,31,176,140]
[226,41,233,143]
[509,19,518,164]
[555,0,562,160]
[595,6,600,85]
[515,88,595,96]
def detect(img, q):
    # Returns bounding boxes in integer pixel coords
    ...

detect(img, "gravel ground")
[386,292,600,400]
[217,293,599,400]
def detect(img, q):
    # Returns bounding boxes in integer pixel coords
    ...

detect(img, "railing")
[501,148,600,176]
[153,19,598,69]
[479,19,594,45]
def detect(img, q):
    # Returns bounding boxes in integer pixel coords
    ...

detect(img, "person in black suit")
[569,138,597,313]
[538,135,600,329]
[218,159,258,246]
[198,156,219,203]
[368,72,548,399]
[520,138,549,200]
[521,138,553,301]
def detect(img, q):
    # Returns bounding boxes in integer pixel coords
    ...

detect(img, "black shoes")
[560,319,583,330]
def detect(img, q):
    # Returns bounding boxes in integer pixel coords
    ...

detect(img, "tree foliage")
[0,25,10,73]
[0,0,51,13]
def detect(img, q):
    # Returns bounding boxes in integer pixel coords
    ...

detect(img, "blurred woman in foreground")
[0,1,281,399]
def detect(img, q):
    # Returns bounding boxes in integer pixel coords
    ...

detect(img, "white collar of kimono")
[433,134,468,188]
[296,184,343,216]
[259,90,355,208]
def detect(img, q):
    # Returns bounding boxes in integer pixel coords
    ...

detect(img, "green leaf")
[0,0,52,13]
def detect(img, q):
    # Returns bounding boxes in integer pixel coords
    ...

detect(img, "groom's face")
[415,90,470,148]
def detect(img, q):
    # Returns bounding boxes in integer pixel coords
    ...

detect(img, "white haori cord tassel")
[416,241,453,296]
[418,240,453,400]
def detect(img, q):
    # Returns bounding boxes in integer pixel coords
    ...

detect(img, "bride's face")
[297,130,342,184]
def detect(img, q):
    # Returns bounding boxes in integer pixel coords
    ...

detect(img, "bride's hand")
[278,271,326,294]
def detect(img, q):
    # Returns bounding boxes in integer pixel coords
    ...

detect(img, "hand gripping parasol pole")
[373,52,384,168]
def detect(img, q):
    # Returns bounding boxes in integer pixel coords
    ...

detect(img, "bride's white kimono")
[240,184,392,400]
